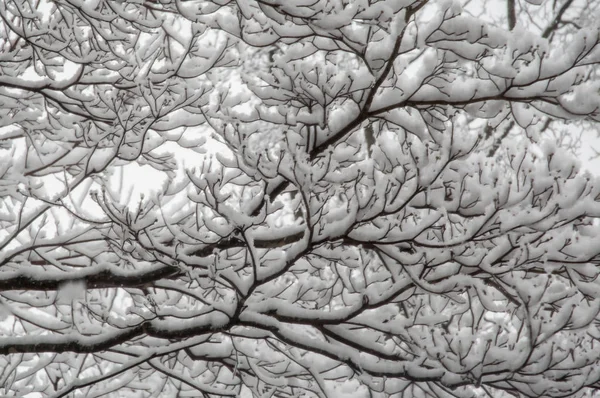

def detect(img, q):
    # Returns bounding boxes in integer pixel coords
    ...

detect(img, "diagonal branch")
[542,0,575,39]
[50,336,212,398]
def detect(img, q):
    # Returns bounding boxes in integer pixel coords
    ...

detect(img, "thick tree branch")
[507,0,517,31]
[0,264,181,291]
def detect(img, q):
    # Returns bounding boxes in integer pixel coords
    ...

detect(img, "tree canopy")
[1,0,600,397]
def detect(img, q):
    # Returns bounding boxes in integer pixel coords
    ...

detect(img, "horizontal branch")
[0,264,181,291]
[190,231,305,257]
[0,313,230,355]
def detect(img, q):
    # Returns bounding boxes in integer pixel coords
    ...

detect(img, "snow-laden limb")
[148,358,238,397]
[48,335,224,398]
